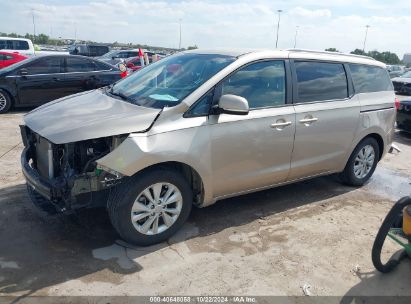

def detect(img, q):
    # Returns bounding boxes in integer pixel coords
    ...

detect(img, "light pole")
[178,18,182,50]
[294,26,299,48]
[362,25,370,53]
[31,9,36,42]
[275,9,283,48]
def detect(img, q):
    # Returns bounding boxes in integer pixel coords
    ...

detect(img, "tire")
[340,137,380,186]
[107,169,193,246]
[371,196,411,273]
[0,89,12,114]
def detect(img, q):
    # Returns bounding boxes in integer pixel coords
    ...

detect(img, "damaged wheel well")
[135,161,204,207]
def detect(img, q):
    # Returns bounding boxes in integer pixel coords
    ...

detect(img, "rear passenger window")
[295,61,348,103]
[66,57,95,72]
[221,60,286,109]
[349,64,393,93]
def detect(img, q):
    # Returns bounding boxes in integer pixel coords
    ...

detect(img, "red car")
[125,57,147,71]
[0,51,27,69]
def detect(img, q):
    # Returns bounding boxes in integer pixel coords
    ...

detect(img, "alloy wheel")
[353,144,375,179]
[0,92,7,112]
[130,182,183,235]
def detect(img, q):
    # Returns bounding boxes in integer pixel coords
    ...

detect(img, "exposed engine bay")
[21,125,128,213]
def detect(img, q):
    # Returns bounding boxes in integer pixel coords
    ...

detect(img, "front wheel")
[340,137,380,186]
[0,90,12,114]
[107,169,193,246]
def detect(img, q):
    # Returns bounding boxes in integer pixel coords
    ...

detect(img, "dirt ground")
[1,101,411,299]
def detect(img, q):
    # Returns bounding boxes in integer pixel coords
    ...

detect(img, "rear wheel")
[107,169,192,246]
[340,137,379,186]
[0,90,12,114]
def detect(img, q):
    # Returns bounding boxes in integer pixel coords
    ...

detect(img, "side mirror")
[112,56,118,60]
[218,94,249,115]
[19,68,28,76]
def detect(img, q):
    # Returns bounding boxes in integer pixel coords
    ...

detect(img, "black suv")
[68,44,110,57]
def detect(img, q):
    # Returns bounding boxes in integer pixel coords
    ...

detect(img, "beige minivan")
[21,49,396,245]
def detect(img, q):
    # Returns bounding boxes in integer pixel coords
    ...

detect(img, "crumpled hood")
[24,89,161,144]
[392,77,411,83]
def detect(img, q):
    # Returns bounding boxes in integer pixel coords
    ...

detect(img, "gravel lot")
[1,98,411,299]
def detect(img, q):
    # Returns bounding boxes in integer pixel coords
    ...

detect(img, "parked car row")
[387,65,406,78]
[0,54,127,113]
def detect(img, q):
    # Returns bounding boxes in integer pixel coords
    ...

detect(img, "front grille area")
[34,134,51,179]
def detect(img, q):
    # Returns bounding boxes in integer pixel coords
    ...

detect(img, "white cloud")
[290,7,332,18]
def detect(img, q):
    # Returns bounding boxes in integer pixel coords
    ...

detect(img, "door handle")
[299,117,318,124]
[270,121,292,128]
[53,77,63,82]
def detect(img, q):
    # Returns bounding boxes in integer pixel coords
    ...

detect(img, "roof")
[185,48,385,67]
[0,37,32,42]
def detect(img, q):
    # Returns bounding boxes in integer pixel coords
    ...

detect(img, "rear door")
[15,56,65,105]
[288,60,360,180]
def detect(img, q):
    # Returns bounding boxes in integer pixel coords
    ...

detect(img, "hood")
[24,89,161,144]
[392,77,411,83]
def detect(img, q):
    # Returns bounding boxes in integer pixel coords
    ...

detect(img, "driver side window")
[221,60,286,109]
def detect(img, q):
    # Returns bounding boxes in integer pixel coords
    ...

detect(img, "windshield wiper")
[108,87,129,101]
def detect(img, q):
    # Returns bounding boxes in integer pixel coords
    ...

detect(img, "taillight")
[120,71,128,78]
[395,97,400,110]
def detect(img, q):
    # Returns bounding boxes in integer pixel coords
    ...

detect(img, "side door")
[62,56,99,95]
[288,60,360,180]
[15,56,65,105]
[209,60,296,198]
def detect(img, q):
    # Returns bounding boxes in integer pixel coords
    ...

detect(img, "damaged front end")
[20,125,127,214]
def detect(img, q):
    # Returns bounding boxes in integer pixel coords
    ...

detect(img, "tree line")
[325,48,401,64]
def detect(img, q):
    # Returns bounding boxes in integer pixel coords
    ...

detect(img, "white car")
[0,37,35,57]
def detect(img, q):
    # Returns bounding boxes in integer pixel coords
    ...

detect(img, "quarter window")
[221,60,286,109]
[349,64,393,93]
[295,61,348,102]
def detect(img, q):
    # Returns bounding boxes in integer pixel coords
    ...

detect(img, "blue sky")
[0,0,410,57]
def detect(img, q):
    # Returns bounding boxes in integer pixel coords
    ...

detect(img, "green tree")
[187,45,198,50]
[325,48,339,52]
[36,33,49,44]
[350,49,366,56]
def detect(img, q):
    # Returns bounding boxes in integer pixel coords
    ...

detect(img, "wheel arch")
[0,87,14,105]
[365,133,384,161]
[130,161,205,207]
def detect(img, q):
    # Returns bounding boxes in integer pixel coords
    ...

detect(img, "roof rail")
[287,48,376,61]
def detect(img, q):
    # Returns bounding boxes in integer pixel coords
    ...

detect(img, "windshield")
[400,71,411,78]
[109,53,235,109]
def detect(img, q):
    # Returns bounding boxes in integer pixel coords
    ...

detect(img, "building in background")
[403,53,411,65]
